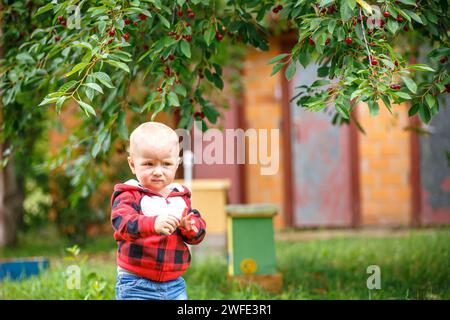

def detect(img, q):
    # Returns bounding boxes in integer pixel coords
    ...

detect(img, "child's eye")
[164,162,173,166]
[145,163,154,166]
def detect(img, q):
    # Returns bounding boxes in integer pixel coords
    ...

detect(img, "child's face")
[128,140,180,193]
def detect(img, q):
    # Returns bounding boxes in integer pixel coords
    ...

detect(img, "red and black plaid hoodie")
[110,180,206,282]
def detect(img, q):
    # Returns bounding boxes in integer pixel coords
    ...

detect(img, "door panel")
[290,64,353,227]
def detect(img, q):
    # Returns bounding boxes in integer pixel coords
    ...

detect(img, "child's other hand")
[154,214,180,235]
[179,208,199,233]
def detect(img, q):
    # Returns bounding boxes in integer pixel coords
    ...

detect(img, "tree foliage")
[0,0,449,206]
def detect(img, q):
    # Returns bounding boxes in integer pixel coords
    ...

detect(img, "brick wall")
[242,41,286,229]
[357,101,412,225]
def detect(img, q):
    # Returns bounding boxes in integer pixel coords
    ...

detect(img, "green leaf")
[55,96,67,114]
[268,53,289,65]
[65,62,88,78]
[336,105,350,119]
[424,94,436,110]
[271,63,285,76]
[285,62,297,81]
[202,105,220,124]
[212,74,224,90]
[408,64,435,72]
[386,19,399,34]
[327,19,337,35]
[92,72,114,88]
[34,3,53,17]
[104,60,130,73]
[408,103,420,116]
[404,10,423,24]
[38,97,59,106]
[398,0,417,6]
[16,53,35,64]
[84,82,103,94]
[340,1,353,21]
[174,84,187,97]
[167,92,180,107]
[368,100,379,116]
[401,76,417,94]
[204,27,215,46]
[180,40,191,58]
[59,80,78,93]
[311,80,331,87]
[117,111,128,140]
[381,59,395,70]
[92,131,107,158]
[393,91,412,100]
[418,104,430,123]
[77,100,96,117]
[157,13,170,29]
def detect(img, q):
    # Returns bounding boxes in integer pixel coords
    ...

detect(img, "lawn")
[0,227,449,299]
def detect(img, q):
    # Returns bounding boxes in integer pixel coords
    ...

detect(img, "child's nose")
[153,166,163,176]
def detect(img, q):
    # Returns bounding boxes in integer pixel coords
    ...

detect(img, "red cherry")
[272,7,279,14]
[277,5,283,10]
[143,44,149,50]
[157,87,163,93]
[188,12,195,18]
[109,29,116,37]
[107,39,113,44]
[445,84,450,93]
[57,15,64,22]
[185,35,192,42]
[187,8,193,13]
[390,84,401,90]
[329,6,337,14]
[345,37,353,44]
[199,74,204,79]
[118,46,123,50]
[383,11,390,18]
[308,38,315,46]
[139,13,147,21]
[123,33,130,41]
[396,14,404,22]
[440,56,448,64]
[177,10,183,17]
[403,25,409,31]
[168,54,174,61]
[124,18,130,25]
[55,36,61,41]
[394,60,399,67]
[325,38,331,45]
[134,22,139,27]
[370,58,378,66]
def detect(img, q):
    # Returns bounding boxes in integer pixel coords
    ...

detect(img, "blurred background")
[0,9,449,300]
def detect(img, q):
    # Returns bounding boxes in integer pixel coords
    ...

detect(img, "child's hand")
[154,214,180,235]
[179,208,199,233]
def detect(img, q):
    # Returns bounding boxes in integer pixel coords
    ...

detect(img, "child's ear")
[127,156,136,174]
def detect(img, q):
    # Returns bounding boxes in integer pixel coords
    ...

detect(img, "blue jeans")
[115,271,188,300]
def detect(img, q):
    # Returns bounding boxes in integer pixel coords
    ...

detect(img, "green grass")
[1,227,449,299]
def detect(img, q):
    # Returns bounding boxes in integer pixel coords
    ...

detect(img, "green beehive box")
[226,204,278,276]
